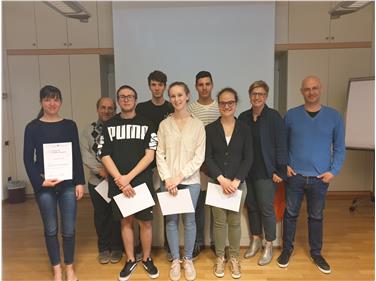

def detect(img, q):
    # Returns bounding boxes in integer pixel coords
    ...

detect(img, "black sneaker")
[277,249,292,268]
[142,257,160,279]
[118,260,137,281]
[192,243,200,260]
[311,255,331,274]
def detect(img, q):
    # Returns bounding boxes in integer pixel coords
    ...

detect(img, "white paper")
[94,180,111,203]
[157,189,195,216]
[113,183,155,218]
[43,142,72,181]
[205,182,242,212]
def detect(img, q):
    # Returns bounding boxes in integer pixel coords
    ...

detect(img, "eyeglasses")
[219,100,236,108]
[118,95,135,101]
[250,92,267,97]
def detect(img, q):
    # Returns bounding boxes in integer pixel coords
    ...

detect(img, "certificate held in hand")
[205,182,242,212]
[157,189,195,216]
[113,183,155,218]
[43,142,72,181]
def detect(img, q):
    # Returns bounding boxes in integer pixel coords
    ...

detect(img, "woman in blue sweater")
[23,85,85,281]
[238,80,287,266]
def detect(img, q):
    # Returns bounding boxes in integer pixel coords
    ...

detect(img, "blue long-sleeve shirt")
[23,119,85,193]
[284,105,345,176]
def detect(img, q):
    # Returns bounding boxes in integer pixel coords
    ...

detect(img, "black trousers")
[88,183,123,252]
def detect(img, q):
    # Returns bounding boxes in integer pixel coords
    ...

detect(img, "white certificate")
[113,183,155,218]
[95,180,111,203]
[157,189,195,216]
[43,142,72,181]
[205,182,242,212]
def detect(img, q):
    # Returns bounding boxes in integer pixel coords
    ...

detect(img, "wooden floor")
[2,197,374,281]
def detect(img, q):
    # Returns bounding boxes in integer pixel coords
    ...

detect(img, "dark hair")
[116,85,138,100]
[195,70,213,84]
[96,96,117,110]
[248,80,269,95]
[37,85,62,118]
[148,70,167,86]
[168,81,190,96]
[217,87,239,103]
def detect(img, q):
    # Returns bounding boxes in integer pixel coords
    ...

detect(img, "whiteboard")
[344,78,375,149]
[112,2,275,116]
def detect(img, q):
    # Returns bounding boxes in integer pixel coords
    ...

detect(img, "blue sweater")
[284,105,345,176]
[23,119,85,193]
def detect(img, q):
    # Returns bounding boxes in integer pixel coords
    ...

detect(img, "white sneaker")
[183,257,196,281]
[214,256,225,278]
[229,257,241,279]
[169,259,181,281]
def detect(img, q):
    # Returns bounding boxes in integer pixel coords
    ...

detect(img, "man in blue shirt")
[277,76,345,274]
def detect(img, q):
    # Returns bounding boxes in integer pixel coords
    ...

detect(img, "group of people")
[23,70,345,281]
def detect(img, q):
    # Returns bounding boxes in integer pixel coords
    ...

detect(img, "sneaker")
[98,250,110,264]
[192,243,200,260]
[311,255,331,274]
[118,260,137,281]
[276,249,292,268]
[213,256,225,278]
[142,257,160,279]
[135,244,143,262]
[111,250,123,264]
[169,259,181,281]
[183,258,196,281]
[229,257,241,279]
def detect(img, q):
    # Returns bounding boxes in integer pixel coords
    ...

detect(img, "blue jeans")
[163,183,200,260]
[282,175,329,257]
[35,184,77,266]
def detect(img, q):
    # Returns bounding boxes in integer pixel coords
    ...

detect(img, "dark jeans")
[282,174,329,257]
[88,183,122,252]
[35,184,77,266]
[245,178,277,241]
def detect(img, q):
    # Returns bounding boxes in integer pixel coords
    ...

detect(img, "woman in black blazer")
[205,87,253,279]
[238,80,287,266]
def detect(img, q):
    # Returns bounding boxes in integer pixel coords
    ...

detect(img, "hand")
[42,179,63,187]
[120,184,136,198]
[217,175,233,194]
[114,174,132,189]
[165,178,180,196]
[287,166,297,177]
[228,179,241,194]
[98,167,109,179]
[317,172,334,183]
[75,185,84,200]
[272,173,283,183]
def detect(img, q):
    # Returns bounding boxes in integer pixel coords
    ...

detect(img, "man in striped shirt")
[188,71,220,259]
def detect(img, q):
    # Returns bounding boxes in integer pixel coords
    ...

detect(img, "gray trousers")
[245,178,277,242]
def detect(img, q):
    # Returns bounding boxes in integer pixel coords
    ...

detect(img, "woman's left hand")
[75,185,85,200]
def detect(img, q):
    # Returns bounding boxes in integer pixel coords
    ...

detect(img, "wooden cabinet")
[97,1,114,48]
[4,1,104,49]
[288,1,373,43]
[327,48,372,115]
[7,56,41,194]
[286,49,329,109]
[67,2,99,48]
[3,2,38,49]
[35,2,99,49]
[6,54,101,193]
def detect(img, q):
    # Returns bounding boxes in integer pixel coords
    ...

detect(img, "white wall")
[113,2,275,114]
